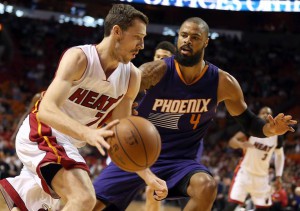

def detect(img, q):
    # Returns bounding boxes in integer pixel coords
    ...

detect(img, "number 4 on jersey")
[190,114,201,130]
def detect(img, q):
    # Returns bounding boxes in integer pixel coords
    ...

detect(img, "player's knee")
[189,174,217,200]
[82,191,97,208]
[200,176,217,198]
[70,190,96,210]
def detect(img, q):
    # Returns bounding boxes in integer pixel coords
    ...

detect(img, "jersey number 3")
[261,153,268,161]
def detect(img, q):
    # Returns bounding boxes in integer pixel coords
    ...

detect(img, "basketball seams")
[126,118,148,166]
[108,116,161,172]
[115,118,147,168]
[112,124,142,171]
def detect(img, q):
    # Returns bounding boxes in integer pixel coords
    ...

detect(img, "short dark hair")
[182,17,209,37]
[155,41,176,54]
[104,4,149,37]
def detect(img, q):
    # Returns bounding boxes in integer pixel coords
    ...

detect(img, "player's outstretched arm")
[218,70,297,137]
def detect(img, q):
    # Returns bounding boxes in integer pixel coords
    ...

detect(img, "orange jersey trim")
[174,60,208,85]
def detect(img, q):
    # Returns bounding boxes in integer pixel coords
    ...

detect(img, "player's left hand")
[266,113,297,136]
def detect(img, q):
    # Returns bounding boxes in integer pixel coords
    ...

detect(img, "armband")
[233,109,266,138]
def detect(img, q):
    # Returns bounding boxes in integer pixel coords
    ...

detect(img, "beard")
[174,49,202,67]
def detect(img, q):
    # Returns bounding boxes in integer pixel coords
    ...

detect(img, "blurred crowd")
[0,7,300,211]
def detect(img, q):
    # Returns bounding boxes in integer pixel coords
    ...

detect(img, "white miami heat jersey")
[54,44,131,147]
[241,135,278,176]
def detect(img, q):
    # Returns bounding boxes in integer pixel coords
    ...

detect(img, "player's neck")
[178,60,206,84]
[95,42,119,76]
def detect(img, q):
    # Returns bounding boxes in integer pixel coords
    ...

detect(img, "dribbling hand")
[85,119,120,155]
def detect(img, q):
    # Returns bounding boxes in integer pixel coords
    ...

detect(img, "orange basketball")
[107,116,161,172]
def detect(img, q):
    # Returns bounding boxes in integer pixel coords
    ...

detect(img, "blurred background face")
[153,49,173,61]
[175,21,208,67]
[258,107,273,121]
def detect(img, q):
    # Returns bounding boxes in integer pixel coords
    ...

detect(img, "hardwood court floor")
[126,200,181,211]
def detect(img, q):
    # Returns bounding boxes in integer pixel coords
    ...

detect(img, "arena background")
[0,0,299,210]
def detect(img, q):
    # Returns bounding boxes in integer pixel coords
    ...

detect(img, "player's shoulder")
[56,47,88,81]
[218,69,240,87]
[218,69,232,80]
[62,46,87,63]
[130,63,141,75]
[129,63,141,81]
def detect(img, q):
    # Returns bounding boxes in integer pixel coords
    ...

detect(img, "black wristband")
[233,109,267,138]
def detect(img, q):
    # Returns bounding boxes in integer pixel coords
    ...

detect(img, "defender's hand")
[264,113,297,136]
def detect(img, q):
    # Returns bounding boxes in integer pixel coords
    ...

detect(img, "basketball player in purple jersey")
[0,4,167,211]
[93,17,297,211]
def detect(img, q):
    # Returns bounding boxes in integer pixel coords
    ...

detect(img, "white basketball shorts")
[228,167,272,207]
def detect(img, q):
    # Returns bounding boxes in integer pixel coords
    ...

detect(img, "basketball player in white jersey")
[0,4,167,211]
[225,107,285,211]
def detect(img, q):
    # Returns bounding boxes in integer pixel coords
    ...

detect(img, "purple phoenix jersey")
[93,57,219,210]
[137,56,219,160]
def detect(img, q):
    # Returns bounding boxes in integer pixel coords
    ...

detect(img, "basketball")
[107,116,161,172]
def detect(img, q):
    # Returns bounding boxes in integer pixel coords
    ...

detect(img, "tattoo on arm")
[139,61,167,91]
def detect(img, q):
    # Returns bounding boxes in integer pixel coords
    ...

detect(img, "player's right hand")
[85,119,119,155]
